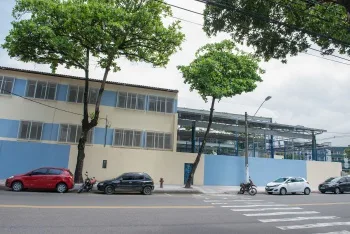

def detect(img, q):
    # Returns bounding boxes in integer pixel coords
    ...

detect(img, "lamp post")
[245,96,272,183]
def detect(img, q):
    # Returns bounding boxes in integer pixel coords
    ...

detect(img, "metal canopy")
[178,107,326,140]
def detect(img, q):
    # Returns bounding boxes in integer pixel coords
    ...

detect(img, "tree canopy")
[177,39,263,102]
[202,0,350,63]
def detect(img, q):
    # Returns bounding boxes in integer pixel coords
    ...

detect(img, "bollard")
[159,178,164,188]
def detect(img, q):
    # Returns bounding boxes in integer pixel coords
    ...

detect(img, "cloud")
[1,0,350,146]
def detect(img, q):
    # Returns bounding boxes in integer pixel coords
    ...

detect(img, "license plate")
[320,186,324,189]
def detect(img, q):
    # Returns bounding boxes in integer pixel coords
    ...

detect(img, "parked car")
[97,172,154,195]
[265,177,311,195]
[318,176,350,194]
[5,167,74,193]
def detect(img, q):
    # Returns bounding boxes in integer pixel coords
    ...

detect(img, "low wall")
[203,155,307,186]
[306,161,342,190]
[0,140,70,179]
[68,146,204,185]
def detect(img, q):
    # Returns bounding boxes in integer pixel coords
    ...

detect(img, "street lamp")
[245,96,272,183]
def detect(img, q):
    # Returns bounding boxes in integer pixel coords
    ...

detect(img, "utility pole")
[245,112,249,183]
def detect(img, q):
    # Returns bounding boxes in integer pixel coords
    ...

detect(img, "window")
[146,132,172,150]
[113,129,142,147]
[117,92,146,110]
[31,168,48,176]
[0,76,14,95]
[18,121,43,140]
[122,174,133,180]
[296,178,305,182]
[48,169,62,175]
[134,174,144,180]
[59,124,93,144]
[147,96,174,113]
[25,80,57,100]
[68,86,98,104]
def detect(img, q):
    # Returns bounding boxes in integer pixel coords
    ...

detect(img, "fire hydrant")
[159,178,164,188]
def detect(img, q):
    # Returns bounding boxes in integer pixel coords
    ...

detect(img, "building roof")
[0,66,178,93]
[177,107,326,140]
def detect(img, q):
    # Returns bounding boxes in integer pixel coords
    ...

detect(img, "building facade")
[0,67,180,179]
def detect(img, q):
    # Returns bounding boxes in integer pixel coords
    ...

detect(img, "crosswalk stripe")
[259,216,339,223]
[222,204,288,208]
[313,231,350,234]
[231,207,303,212]
[244,211,319,217]
[277,222,350,230]
[204,200,259,202]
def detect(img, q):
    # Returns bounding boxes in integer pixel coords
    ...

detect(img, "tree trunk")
[74,49,90,183]
[73,55,113,183]
[185,97,216,188]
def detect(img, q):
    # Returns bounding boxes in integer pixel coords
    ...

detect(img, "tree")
[177,40,263,188]
[344,148,350,158]
[201,0,350,63]
[3,0,185,182]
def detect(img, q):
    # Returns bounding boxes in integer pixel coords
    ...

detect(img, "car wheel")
[104,185,114,195]
[142,186,152,195]
[304,187,311,195]
[267,192,273,195]
[56,183,68,193]
[11,181,23,192]
[334,187,341,194]
[280,187,287,195]
[320,191,325,194]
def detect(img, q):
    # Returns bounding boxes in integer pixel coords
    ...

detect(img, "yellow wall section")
[306,161,342,190]
[68,145,204,185]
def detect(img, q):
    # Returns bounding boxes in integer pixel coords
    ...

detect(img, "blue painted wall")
[42,123,59,141]
[249,157,307,186]
[13,79,26,96]
[101,90,117,107]
[204,155,245,186]
[0,141,70,179]
[204,155,307,186]
[0,119,19,138]
[94,127,113,145]
[56,84,68,101]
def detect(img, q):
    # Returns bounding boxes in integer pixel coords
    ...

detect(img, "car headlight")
[269,184,278,187]
[98,182,104,186]
[7,176,14,179]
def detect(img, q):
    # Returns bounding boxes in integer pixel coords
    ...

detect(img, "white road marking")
[313,231,350,234]
[222,204,288,208]
[277,222,350,230]
[244,211,319,217]
[259,216,339,223]
[231,207,303,212]
[211,203,228,205]
[204,200,262,202]
[164,193,172,196]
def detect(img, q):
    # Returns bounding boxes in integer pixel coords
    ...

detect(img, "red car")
[5,167,74,193]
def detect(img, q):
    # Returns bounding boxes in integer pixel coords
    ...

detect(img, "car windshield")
[330,177,341,183]
[273,177,288,183]
[325,177,335,183]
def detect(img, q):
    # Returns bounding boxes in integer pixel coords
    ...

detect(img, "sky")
[1,0,350,146]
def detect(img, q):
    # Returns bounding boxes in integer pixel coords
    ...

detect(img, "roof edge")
[0,66,178,93]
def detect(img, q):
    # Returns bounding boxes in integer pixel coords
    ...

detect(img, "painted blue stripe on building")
[0,119,19,138]
[42,123,60,141]
[93,127,113,145]
[13,78,26,96]
[56,84,68,101]
[173,99,178,113]
[0,140,70,179]
[101,90,117,107]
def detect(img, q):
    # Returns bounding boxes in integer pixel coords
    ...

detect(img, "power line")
[302,52,350,65]
[171,16,203,26]
[155,0,203,15]
[0,88,107,120]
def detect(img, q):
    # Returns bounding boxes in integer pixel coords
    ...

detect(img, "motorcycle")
[77,171,96,193]
[238,178,257,196]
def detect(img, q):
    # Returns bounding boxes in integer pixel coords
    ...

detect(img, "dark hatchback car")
[97,172,154,195]
[319,176,350,194]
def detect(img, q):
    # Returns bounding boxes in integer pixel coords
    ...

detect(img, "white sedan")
[265,177,311,195]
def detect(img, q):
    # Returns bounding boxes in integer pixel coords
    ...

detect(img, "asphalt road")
[0,190,350,234]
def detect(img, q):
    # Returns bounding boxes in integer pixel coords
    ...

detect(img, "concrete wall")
[68,145,204,185]
[306,161,342,190]
[0,140,70,179]
[204,155,307,186]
